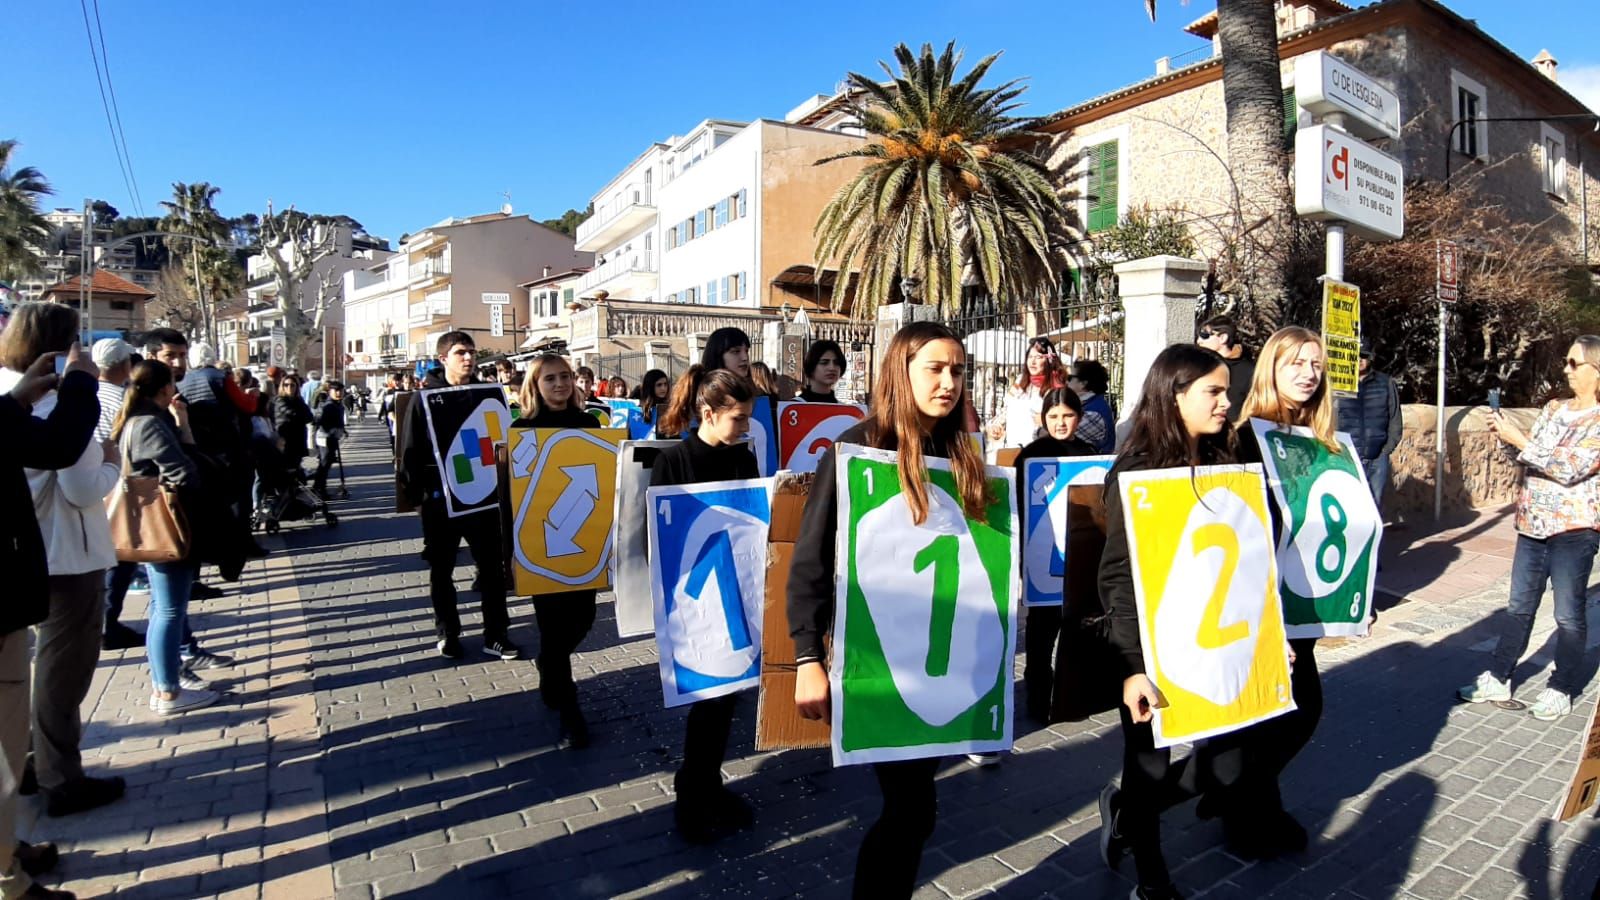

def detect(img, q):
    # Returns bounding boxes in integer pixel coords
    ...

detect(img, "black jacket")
[798,388,838,404]
[1226,355,1256,415]
[315,397,346,434]
[273,394,313,458]
[1,371,99,634]
[1098,451,1159,677]
[649,433,759,490]
[511,404,604,431]
[1335,370,1402,463]
[786,419,959,664]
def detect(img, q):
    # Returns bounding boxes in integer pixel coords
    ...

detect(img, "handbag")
[105,435,191,563]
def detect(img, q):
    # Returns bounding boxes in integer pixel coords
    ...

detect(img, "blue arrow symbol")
[684,530,752,651]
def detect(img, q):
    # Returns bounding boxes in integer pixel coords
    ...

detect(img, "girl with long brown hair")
[787,321,992,899]
[988,336,1069,452]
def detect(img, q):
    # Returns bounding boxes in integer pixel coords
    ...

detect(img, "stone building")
[1036,0,1599,280]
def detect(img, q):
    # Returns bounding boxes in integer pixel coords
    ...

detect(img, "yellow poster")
[506,427,625,596]
[1322,279,1361,396]
[1121,464,1295,748]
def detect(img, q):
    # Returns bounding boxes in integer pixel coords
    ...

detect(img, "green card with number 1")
[830,444,1018,767]
[1248,420,1383,639]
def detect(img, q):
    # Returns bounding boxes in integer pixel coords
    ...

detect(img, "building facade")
[15,208,159,302]
[37,269,156,336]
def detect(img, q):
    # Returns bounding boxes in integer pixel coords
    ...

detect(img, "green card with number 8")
[830,444,1018,767]
[1248,420,1383,639]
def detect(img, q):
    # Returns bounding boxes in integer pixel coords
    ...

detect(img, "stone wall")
[1387,404,1537,523]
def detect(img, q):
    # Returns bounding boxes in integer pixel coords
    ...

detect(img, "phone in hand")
[1488,388,1502,414]
[54,355,67,376]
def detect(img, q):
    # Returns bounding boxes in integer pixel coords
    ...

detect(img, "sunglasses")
[1198,330,1215,339]
[1566,357,1591,371]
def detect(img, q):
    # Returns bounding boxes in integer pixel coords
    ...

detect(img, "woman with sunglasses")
[1459,337,1600,722]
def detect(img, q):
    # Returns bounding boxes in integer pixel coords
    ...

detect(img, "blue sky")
[9,0,1598,242]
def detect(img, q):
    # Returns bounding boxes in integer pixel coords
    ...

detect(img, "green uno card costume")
[1248,419,1382,639]
[830,444,1018,766]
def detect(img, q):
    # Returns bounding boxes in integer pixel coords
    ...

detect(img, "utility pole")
[80,199,92,343]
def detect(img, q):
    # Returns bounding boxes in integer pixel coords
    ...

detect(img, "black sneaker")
[102,624,144,652]
[556,705,590,751]
[15,840,59,877]
[1099,782,1126,871]
[436,637,463,659]
[182,650,234,670]
[45,775,126,817]
[1131,884,1185,900]
[191,582,224,600]
[18,757,35,796]
[709,786,754,832]
[483,637,521,660]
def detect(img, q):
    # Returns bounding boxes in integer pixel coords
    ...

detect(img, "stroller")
[252,438,339,534]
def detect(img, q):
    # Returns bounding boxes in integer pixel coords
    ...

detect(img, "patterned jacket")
[1513,399,1600,538]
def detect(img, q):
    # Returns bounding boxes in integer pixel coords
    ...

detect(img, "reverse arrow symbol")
[544,464,599,558]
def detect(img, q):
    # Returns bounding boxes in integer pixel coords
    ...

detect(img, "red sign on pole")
[1437,239,1460,303]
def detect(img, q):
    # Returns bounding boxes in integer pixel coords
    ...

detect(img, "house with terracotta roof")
[1037,0,1599,284]
[38,269,157,336]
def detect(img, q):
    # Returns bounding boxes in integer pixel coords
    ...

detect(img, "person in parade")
[799,339,846,403]
[510,354,603,750]
[650,365,760,843]
[1227,325,1339,859]
[788,321,993,899]
[1197,316,1256,416]
[1068,359,1118,454]
[398,331,517,662]
[700,327,753,383]
[1096,343,1247,900]
[748,361,782,398]
[311,381,347,499]
[986,336,1067,453]
[1460,334,1600,721]
[1012,387,1099,724]
[638,368,670,434]
[606,375,629,399]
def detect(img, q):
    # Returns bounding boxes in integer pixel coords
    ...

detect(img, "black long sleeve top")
[649,433,759,489]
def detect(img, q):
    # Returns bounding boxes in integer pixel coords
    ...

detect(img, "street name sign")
[481,292,511,305]
[1294,51,1401,141]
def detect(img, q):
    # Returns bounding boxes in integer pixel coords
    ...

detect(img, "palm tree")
[813,42,1066,315]
[160,182,236,344]
[1146,0,1292,327]
[0,139,54,282]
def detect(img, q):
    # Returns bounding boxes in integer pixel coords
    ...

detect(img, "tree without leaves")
[0,139,53,282]
[813,42,1068,316]
[258,203,342,368]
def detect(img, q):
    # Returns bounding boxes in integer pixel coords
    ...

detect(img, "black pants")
[676,694,738,797]
[418,501,508,643]
[533,591,597,709]
[1024,605,1063,714]
[1231,638,1324,818]
[1117,704,1248,888]
[312,434,340,495]
[854,757,940,899]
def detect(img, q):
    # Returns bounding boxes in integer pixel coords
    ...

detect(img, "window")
[666,227,678,250]
[737,271,747,301]
[562,287,573,305]
[737,189,747,218]
[715,199,728,228]
[1086,138,1120,233]
[667,291,678,303]
[1541,124,1567,197]
[109,299,134,311]
[1451,70,1488,158]
[720,276,730,305]
[706,278,720,306]
[695,210,707,236]
[1282,86,1298,150]
[686,286,698,304]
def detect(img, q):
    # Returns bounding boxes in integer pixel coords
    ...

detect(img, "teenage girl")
[800,339,846,403]
[1012,387,1098,723]
[988,336,1068,451]
[638,368,670,433]
[1224,325,1337,858]
[651,366,760,843]
[511,354,603,751]
[700,327,752,382]
[1097,343,1247,900]
[789,321,994,899]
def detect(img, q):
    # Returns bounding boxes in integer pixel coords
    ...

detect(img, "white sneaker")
[966,752,1004,767]
[1457,671,1511,703]
[1528,687,1572,721]
[151,688,220,717]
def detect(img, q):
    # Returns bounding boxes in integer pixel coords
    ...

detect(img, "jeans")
[854,757,940,899]
[105,560,139,631]
[1491,530,1600,696]
[1362,454,1391,510]
[145,561,197,693]
[533,591,597,710]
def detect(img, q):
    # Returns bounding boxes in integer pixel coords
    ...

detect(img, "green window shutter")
[1282,87,1298,149]
[1087,140,1119,233]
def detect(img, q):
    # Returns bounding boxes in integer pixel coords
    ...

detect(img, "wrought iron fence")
[590,347,694,393]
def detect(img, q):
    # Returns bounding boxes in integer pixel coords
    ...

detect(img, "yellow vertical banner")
[1323,278,1361,396]
[506,427,626,596]
[1121,464,1295,748]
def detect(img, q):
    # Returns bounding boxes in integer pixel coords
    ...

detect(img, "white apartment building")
[572,142,671,302]
[15,208,156,301]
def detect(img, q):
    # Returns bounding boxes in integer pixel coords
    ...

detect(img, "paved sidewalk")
[32,422,1600,898]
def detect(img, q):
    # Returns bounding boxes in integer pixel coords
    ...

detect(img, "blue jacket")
[1336,369,1402,462]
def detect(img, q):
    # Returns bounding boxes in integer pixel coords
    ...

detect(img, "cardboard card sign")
[756,473,831,751]
[1021,455,1115,607]
[775,401,867,474]
[393,391,417,513]
[831,444,1018,766]
[506,427,625,596]
[647,478,771,707]
[421,384,510,517]
[612,440,676,638]
[1558,698,1600,821]
[604,399,655,439]
[1249,420,1381,639]
[745,395,779,477]
[1120,464,1295,748]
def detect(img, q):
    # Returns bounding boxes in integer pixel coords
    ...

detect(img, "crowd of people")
[0,294,1594,898]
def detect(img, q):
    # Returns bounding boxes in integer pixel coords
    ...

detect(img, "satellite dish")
[500,203,513,215]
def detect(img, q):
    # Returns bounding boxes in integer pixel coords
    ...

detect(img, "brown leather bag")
[106,437,190,563]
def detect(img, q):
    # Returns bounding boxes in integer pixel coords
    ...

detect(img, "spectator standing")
[1335,338,1403,508]
[0,336,98,900]
[273,377,313,469]
[987,337,1067,451]
[1197,315,1255,415]
[300,370,322,406]
[0,305,127,819]
[1068,359,1117,454]
[1459,335,1600,721]
[94,340,144,651]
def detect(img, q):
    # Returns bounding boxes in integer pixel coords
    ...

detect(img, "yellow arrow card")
[507,427,625,596]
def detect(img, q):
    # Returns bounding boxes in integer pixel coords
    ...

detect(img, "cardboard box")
[392,392,416,514]
[755,539,832,750]
[769,472,813,544]
[763,542,797,664]
[995,447,1021,468]
[1559,696,1600,820]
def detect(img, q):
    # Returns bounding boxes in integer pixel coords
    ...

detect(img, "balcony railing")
[574,182,656,251]
[408,258,451,283]
[567,298,873,349]
[575,251,655,295]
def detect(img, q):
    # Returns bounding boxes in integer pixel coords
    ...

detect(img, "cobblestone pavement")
[31,421,1600,899]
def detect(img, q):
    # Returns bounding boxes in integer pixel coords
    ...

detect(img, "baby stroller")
[252,442,339,535]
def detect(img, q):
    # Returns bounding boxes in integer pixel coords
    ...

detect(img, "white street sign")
[1294,124,1405,241]
[1294,51,1401,141]
[270,325,286,367]
[482,292,511,305]
[489,303,505,337]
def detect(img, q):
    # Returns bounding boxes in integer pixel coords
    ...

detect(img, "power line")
[77,0,139,217]
[91,0,143,217]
